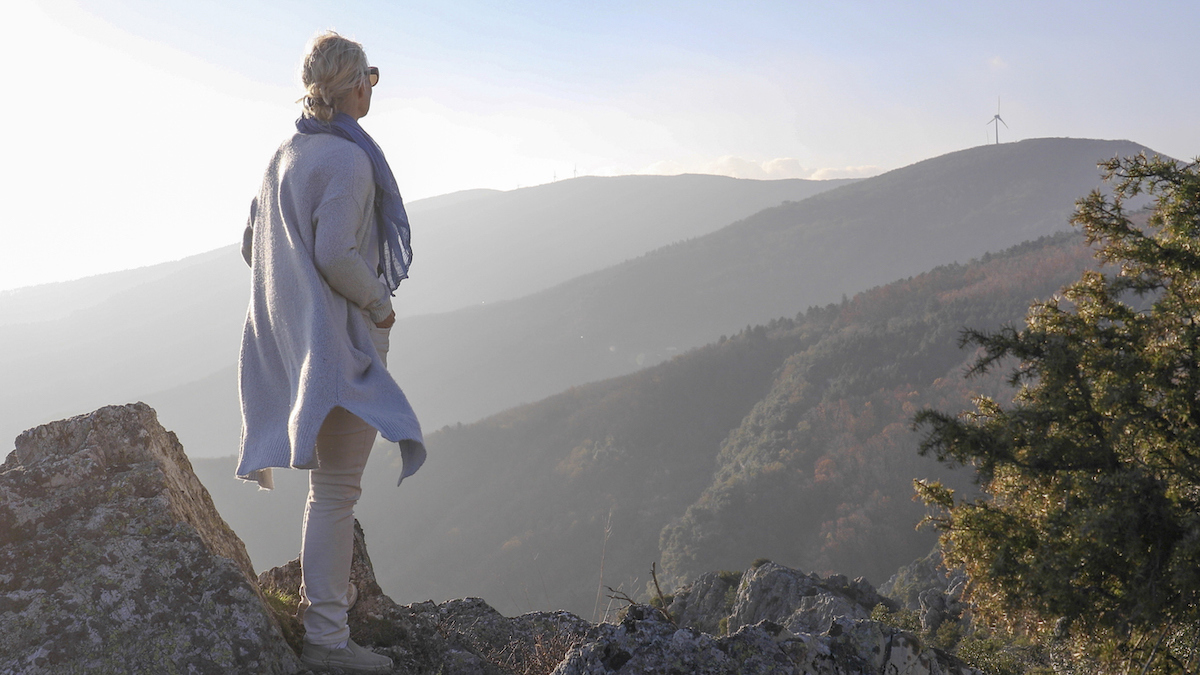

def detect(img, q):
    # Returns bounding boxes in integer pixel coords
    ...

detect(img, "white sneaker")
[300,638,392,673]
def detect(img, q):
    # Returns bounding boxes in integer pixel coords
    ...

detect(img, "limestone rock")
[551,604,980,675]
[0,403,299,674]
[666,570,740,635]
[670,561,896,637]
[550,605,739,674]
[881,548,968,611]
[881,549,970,633]
[421,597,591,672]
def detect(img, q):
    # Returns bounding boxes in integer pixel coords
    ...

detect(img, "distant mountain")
[0,248,249,447]
[152,137,1172,469]
[0,246,234,327]
[401,174,856,318]
[385,138,1154,428]
[0,175,846,449]
[195,232,1100,618]
[148,139,1159,464]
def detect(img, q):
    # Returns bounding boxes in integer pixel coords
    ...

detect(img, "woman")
[237,31,424,673]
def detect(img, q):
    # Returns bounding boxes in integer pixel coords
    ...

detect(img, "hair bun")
[298,31,369,123]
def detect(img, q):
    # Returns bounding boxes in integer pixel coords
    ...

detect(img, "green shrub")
[717,570,743,586]
[955,634,1050,675]
[869,603,920,633]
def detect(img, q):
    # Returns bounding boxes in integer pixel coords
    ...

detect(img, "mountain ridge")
[143,137,1156,462]
[385,137,1152,429]
[0,173,849,449]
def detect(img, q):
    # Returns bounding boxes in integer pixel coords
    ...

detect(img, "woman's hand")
[375,310,396,329]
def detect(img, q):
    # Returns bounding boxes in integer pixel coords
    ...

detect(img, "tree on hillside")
[914,154,1200,674]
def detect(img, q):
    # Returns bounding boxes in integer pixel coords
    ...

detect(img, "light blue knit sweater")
[237,133,425,489]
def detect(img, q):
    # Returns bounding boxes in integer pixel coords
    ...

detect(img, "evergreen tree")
[914,154,1200,674]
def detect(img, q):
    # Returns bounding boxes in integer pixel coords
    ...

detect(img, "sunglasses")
[366,66,379,87]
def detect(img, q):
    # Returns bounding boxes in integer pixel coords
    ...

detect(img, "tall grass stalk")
[591,508,613,623]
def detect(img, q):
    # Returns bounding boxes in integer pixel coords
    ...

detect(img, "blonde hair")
[299,31,369,122]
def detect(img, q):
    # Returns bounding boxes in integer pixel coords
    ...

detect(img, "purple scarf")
[296,112,412,291]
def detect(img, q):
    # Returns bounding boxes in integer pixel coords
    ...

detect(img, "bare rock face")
[728,563,892,635]
[630,561,981,675]
[881,548,970,634]
[550,603,980,675]
[417,597,590,674]
[666,570,740,635]
[669,561,897,637]
[0,403,299,674]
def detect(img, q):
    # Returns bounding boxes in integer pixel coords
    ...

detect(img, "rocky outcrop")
[615,561,981,675]
[257,542,981,675]
[1,404,982,675]
[669,562,897,637]
[552,603,978,675]
[666,570,741,635]
[727,563,895,636]
[0,403,299,674]
[881,549,970,633]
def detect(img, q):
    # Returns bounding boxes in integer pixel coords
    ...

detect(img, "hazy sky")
[2,0,1198,292]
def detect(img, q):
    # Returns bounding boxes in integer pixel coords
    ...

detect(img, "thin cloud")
[635,156,877,181]
[809,165,880,180]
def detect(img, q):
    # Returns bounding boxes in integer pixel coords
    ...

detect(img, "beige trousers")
[299,321,389,645]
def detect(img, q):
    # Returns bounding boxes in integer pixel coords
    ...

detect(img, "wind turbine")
[988,97,1008,145]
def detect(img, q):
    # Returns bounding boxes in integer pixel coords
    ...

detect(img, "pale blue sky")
[2,0,1197,292]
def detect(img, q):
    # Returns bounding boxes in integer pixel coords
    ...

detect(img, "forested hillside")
[657,233,1101,587]
[381,138,1152,431]
[196,231,1101,618]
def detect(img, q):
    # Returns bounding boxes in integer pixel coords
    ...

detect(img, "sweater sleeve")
[313,193,394,324]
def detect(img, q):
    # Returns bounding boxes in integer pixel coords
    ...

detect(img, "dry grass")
[261,587,305,656]
[481,632,581,675]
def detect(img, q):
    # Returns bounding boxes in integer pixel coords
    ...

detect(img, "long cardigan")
[236,132,425,489]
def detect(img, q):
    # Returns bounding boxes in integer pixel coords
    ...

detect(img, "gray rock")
[437,597,591,667]
[666,570,740,635]
[552,604,981,675]
[728,563,825,631]
[672,561,894,636]
[881,548,968,612]
[415,599,590,675]
[882,548,971,633]
[551,605,739,674]
[0,403,299,675]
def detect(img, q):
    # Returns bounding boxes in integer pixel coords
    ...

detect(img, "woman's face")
[360,77,373,118]
[342,76,372,120]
